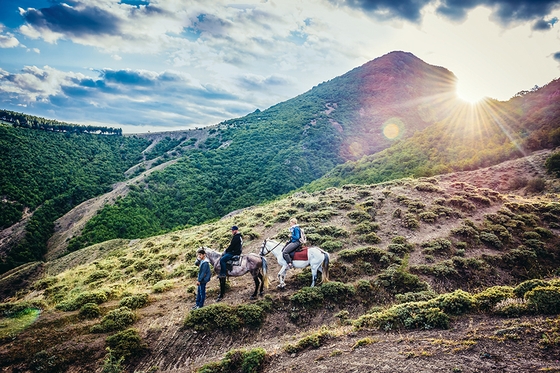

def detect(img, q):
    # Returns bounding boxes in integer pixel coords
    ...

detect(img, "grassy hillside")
[306,79,560,191]
[0,124,150,273]
[1,150,559,372]
[66,52,459,250]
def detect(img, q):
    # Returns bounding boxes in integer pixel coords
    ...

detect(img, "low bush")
[421,238,452,255]
[0,300,47,317]
[85,270,110,284]
[419,211,438,223]
[473,286,514,311]
[428,290,474,315]
[152,280,174,293]
[197,348,267,373]
[119,293,149,309]
[79,303,101,319]
[493,298,531,317]
[284,328,333,353]
[321,240,344,252]
[185,301,270,332]
[402,213,419,229]
[353,222,380,234]
[290,287,324,309]
[319,281,356,303]
[338,246,385,263]
[91,307,137,333]
[347,210,372,223]
[106,328,146,360]
[479,232,503,249]
[513,279,549,298]
[376,265,429,294]
[395,290,437,304]
[525,286,560,314]
[236,304,266,328]
[360,232,381,244]
[354,302,449,331]
[56,290,110,312]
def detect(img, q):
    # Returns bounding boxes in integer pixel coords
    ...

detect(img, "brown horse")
[203,248,269,300]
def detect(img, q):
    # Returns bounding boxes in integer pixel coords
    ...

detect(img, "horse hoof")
[259,292,264,297]
[249,295,256,300]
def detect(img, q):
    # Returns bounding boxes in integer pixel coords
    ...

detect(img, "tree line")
[1,110,122,135]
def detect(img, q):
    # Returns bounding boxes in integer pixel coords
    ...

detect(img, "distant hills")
[1,51,559,274]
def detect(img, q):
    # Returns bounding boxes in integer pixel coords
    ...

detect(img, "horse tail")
[321,252,330,283]
[261,256,270,289]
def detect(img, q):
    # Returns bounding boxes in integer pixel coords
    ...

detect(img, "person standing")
[193,248,211,310]
[217,225,242,301]
[282,218,301,269]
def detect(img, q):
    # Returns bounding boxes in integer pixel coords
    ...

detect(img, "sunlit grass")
[0,308,41,339]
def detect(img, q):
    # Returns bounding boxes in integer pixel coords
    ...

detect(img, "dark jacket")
[225,233,243,255]
[197,259,211,283]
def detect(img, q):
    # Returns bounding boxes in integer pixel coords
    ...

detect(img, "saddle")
[226,255,242,271]
[289,247,308,261]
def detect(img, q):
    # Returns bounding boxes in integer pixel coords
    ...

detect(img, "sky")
[0,0,559,134]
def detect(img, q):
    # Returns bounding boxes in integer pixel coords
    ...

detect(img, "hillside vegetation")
[1,149,559,372]
[0,124,150,273]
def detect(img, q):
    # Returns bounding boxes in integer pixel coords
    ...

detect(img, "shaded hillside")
[1,150,560,372]
[66,52,461,250]
[306,79,560,191]
[0,125,150,273]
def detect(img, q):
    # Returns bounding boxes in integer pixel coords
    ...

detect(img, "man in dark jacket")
[219,225,242,277]
[216,225,242,301]
[193,248,211,310]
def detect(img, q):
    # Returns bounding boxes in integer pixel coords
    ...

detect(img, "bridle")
[260,239,282,256]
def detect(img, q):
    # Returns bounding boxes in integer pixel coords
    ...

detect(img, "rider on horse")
[217,225,243,301]
[282,218,301,269]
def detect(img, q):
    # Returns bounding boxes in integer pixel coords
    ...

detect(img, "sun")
[456,79,486,104]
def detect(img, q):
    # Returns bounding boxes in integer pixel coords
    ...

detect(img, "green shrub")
[56,290,110,312]
[196,348,267,373]
[79,303,101,319]
[534,227,554,239]
[360,232,381,244]
[290,287,324,309]
[354,302,449,330]
[106,328,145,360]
[184,303,268,332]
[284,328,333,353]
[419,211,438,223]
[395,290,437,304]
[0,300,47,317]
[119,293,149,309]
[152,280,174,293]
[545,152,560,177]
[85,270,110,284]
[513,279,549,298]
[338,246,387,263]
[376,264,429,294]
[428,290,474,315]
[91,307,137,333]
[353,222,380,234]
[525,286,560,314]
[236,304,266,328]
[421,238,452,255]
[347,210,371,222]
[352,337,376,349]
[479,232,503,249]
[473,286,514,311]
[319,281,356,303]
[402,213,419,229]
[321,240,344,252]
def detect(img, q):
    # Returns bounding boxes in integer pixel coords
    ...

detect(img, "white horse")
[259,239,330,288]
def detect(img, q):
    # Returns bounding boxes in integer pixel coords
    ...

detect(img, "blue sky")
[0,0,559,133]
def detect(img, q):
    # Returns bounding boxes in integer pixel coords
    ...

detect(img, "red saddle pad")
[293,247,308,261]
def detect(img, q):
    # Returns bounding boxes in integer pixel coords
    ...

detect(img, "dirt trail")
[45,159,178,261]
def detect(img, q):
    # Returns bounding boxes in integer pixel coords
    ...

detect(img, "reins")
[261,240,282,256]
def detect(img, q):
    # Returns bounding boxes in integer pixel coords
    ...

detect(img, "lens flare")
[382,118,405,140]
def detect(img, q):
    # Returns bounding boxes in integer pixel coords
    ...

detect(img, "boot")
[216,277,226,301]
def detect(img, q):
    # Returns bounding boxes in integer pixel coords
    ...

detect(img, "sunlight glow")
[456,79,486,104]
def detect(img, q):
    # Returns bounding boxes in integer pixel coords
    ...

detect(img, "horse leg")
[216,277,226,301]
[250,275,259,300]
[311,267,318,287]
[277,268,287,289]
[257,272,264,296]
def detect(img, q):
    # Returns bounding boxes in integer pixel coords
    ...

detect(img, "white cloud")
[0,24,20,48]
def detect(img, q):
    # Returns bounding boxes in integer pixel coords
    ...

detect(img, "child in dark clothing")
[193,248,211,310]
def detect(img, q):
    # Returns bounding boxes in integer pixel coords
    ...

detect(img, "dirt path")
[45,159,179,261]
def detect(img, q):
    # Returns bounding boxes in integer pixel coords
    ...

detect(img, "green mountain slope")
[306,78,560,191]
[0,124,150,272]
[68,51,459,249]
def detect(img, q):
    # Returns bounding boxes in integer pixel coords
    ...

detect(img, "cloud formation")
[328,0,560,25]
[0,65,272,128]
[0,25,19,48]
[532,16,559,30]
